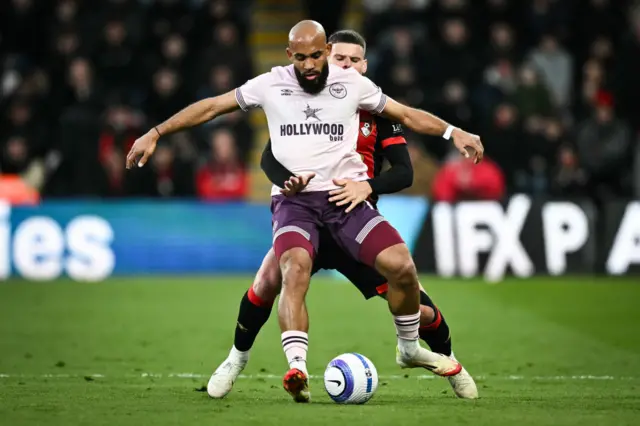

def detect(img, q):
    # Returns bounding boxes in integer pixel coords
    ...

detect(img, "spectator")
[64,57,103,109]
[527,33,573,109]
[2,100,47,157]
[575,59,606,121]
[517,117,565,194]
[97,102,142,196]
[430,80,474,161]
[431,18,480,86]
[432,155,506,202]
[198,21,252,84]
[196,129,248,201]
[95,19,135,93]
[0,134,44,188]
[49,29,82,82]
[576,91,633,199]
[512,65,553,119]
[483,102,523,191]
[486,22,519,63]
[127,142,195,197]
[202,108,254,164]
[551,145,587,197]
[161,33,189,72]
[145,67,187,124]
[612,4,640,127]
[197,65,234,100]
[472,57,517,122]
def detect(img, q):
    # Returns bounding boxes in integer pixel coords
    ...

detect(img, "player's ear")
[362,59,368,74]
[326,43,332,55]
[286,47,293,61]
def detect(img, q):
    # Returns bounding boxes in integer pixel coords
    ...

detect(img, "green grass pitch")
[1,276,639,425]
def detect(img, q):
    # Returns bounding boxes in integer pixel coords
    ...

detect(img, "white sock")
[230,345,250,364]
[281,330,308,375]
[394,313,420,357]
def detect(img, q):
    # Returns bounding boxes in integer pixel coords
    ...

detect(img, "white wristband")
[443,125,456,140]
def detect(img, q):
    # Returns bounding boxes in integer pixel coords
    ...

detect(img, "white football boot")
[207,347,249,399]
[395,342,462,377]
[396,348,478,399]
[445,353,478,399]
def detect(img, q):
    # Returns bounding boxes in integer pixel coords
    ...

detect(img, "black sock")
[418,291,452,356]
[233,289,273,352]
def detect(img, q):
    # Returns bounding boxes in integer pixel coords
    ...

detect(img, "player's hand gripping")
[280,173,316,197]
[452,128,484,164]
[328,179,372,213]
[126,130,159,169]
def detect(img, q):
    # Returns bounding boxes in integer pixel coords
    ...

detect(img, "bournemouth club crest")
[361,121,372,137]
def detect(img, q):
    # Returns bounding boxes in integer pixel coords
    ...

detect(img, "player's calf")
[278,247,313,377]
[418,292,452,356]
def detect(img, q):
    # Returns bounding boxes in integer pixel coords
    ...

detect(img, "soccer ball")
[324,353,378,404]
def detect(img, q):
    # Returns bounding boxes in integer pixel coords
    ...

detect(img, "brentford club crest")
[361,122,372,137]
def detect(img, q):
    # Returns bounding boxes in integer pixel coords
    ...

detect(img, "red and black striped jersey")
[357,111,406,179]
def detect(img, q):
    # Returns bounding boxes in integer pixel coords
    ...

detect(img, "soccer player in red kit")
[206,30,478,401]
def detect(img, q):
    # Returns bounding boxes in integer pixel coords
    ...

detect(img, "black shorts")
[311,228,387,299]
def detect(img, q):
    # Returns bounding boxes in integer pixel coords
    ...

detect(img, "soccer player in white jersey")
[207,29,478,401]
[127,20,484,403]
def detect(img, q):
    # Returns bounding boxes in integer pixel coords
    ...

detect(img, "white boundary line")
[0,373,636,381]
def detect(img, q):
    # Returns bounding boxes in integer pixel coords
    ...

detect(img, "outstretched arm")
[126,90,240,169]
[379,98,484,163]
[155,91,239,136]
[260,139,295,186]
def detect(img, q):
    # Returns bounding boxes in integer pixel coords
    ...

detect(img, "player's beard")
[295,62,329,95]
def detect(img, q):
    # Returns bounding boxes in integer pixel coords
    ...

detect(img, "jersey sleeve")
[235,72,272,111]
[376,116,406,149]
[367,143,413,195]
[356,74,388,114]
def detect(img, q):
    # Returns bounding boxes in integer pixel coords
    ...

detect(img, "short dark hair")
[328,30,366,53]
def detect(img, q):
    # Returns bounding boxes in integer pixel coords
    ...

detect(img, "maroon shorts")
[271,191,404,267]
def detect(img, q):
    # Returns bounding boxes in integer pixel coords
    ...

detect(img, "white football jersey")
[235,64,388,194]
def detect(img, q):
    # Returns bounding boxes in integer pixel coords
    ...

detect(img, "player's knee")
[382,255,418,292]
[393,260,418,288]
[280,248,312,288]
[252,270,280,303]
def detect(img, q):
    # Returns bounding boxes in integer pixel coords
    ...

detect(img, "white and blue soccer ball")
[324,353,378,404]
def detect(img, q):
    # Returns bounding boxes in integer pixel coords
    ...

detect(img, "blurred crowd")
[1,0,639,203]
[1,0,253,200]
[363,0,640,202]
